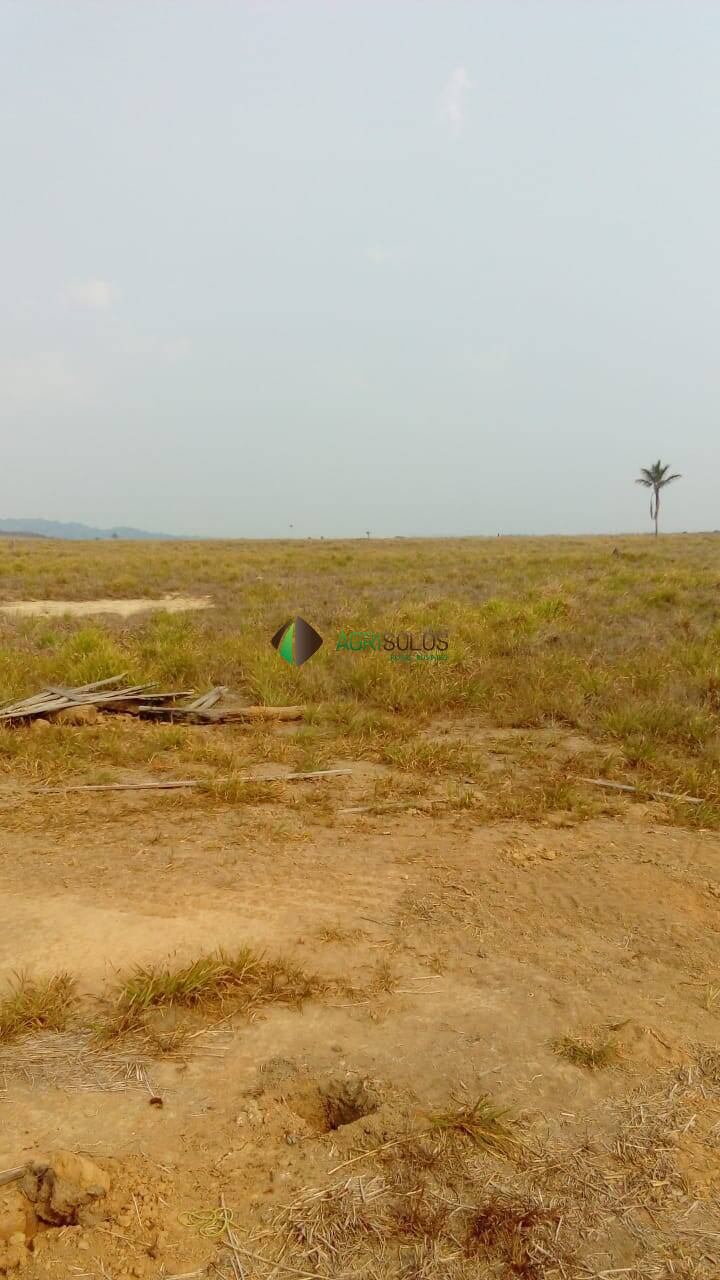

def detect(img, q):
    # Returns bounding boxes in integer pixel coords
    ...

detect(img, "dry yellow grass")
[553,1034,619,1070]
[0,972,77,1043]
[0,532,718,824]
[94,947,328,1042]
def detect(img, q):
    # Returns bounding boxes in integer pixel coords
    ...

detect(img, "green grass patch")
[0,972,77,1043]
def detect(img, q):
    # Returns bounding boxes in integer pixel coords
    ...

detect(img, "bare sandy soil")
[0,596,211,618]
[1,729,720,1277]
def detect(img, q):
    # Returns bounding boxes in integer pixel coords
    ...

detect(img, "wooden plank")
[0,692,144,720]
[0,685,194,722]
[0,696,73,720]
[101,691,194,711]
[0,692,58,714]
[46,674,128,694]
[135,704,305,724]
[0,674,129,714]
[42,686,154,707]
[0,696,55,716]
[182,686,228,713]
[74,673,128,691]
[0,686,156,721]
[28,768,352,795]
[204,705,305,722]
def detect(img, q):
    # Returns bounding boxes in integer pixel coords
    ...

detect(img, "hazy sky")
[2,2,718,537]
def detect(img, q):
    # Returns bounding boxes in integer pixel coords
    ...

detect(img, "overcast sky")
[1,2,718,537]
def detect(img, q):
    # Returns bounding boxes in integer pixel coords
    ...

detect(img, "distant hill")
[0,518,179,541]
[0,529,48,538]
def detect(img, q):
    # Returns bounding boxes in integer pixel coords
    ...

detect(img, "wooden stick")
[44,674,129,695]
[105,691,194,703]
[28,768,352,796]
[0,1165,25,1186]
[221,705,304,721]
[138,704,306,723]
[577,776,704,805]
[54,673,128,693]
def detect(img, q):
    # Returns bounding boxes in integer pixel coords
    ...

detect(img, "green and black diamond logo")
[271,616,323,667]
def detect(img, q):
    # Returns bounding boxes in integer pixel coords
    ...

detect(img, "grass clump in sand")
[429,1094,517,1156]
[99,946,327,1040]
[553,1034,618,1070]
[0,972,77,1043]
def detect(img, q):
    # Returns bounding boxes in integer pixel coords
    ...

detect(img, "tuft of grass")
[316,924,366,945]
[0,972,77,1043]
[99,947,327,1040]
[695,1046,720,1086]
[368,960,399,995]
[429,1094,516,1156]
[197,777,283,805]
[119,949,259,1013]
[553,1034,618,1070]
[701,983,720,1012]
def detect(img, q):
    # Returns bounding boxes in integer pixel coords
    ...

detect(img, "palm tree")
[635,460,681,536]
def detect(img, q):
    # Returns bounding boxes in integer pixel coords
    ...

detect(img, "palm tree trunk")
[654,487,659,536]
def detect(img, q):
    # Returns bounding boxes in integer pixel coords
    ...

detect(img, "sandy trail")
[2,782,720,1276]
[0,595,211,618]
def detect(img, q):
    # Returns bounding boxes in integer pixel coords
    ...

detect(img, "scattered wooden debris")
[577,776,703,805]
[138,698,305,724]
[28,768,352,796]
[0,675,306,726]
[0,675,192,723]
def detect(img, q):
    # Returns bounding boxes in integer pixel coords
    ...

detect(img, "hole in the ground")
[321,1076,380,1130]
[282,1074,381,1133]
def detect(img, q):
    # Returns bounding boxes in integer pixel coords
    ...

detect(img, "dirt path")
[0,595,211,618]
[2,785,720,1276]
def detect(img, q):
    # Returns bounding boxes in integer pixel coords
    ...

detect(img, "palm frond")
[636,461,680,486]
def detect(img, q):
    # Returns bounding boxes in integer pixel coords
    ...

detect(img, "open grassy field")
[1,533,720,1278]
[1,532,719,813]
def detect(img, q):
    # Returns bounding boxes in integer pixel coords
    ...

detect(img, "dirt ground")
[2,721,720,1277]
[0,596,211,618]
